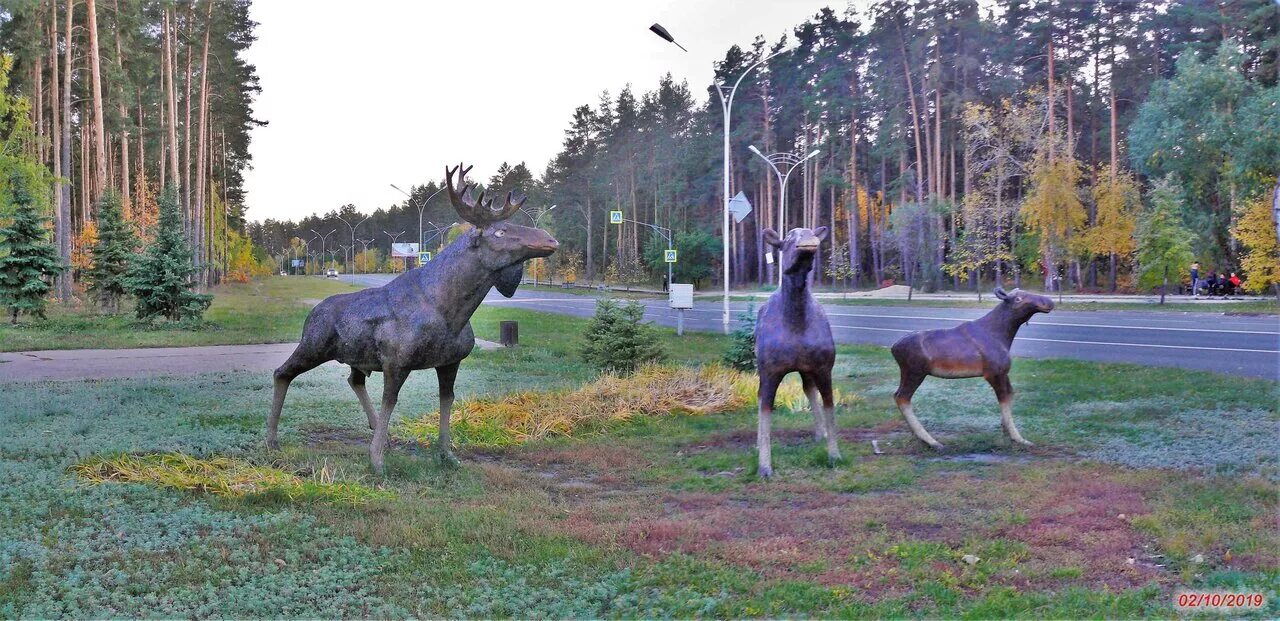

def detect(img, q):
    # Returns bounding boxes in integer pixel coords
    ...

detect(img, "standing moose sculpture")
[267,164,558,474]
[890,287,1053,450]
[754,226,843,478]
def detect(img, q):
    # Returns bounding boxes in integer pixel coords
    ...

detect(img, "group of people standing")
[1189,262,1242,296]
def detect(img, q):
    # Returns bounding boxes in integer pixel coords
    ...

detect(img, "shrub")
[397,364,754,448]
[722,303,756,371]
[581,298,666,374]
[126,185,212,321]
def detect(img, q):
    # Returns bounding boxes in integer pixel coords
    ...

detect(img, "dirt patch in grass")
[544,459,1174,599]
[694,423,897,453]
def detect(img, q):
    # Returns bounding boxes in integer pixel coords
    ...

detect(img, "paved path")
[0,338,502,383]
[354,274,1279,378]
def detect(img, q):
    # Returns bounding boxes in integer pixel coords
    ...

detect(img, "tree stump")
[500,321,518,347]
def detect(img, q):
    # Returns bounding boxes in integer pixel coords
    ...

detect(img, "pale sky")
[242,0,851,222]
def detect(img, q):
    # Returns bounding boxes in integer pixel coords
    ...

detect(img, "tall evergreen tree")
[86,191,137,312]
[127,186,211,321]
[0,175,63,324]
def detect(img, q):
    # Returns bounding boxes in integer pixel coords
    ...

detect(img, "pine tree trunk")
[86,0,108,205]
[54,0,73,301]
[112,0,130,207]
[163,8,179,194]
[195,0,213,284]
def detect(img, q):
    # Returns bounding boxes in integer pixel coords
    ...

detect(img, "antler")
[445,163,527,228]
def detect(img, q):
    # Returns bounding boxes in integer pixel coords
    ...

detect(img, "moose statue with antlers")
[266,164,558,474]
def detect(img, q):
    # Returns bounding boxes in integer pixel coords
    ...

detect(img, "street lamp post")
[383,230,405,272]
[613,215,673,293]
[335,213,371,282]
[311,228,336,274]
[522,204,558,285]
[653,26,794,332]
[747,145,821,286]
[391,183,446,253]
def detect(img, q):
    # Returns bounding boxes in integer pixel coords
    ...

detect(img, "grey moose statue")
[267,164,558,474]
[754,226,843,478]
[890,287,1053,450]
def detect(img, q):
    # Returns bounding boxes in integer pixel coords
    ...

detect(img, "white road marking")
[822,323,1280,354]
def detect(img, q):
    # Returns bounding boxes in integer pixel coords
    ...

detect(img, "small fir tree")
[1136,177,1195,304]
[0,175,64,323]
[127,185,212,321]
[722,303,757,371]
[581,298,666,374]
[86,191,137,312]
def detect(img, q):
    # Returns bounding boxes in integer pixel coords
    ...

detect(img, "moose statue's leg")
[814,371,843,464]
[370,367,409,476]
[757,371,783,478]
[435,362,461,467]
[266,351,322,450]
[801,372,828,442]
[347,368,378,430]
[894,367,945,450]
[987,373,1032,446]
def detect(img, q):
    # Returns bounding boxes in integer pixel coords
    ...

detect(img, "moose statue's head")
[763,226,829,276]
[445,163,559,297]
[993,287,1054,317]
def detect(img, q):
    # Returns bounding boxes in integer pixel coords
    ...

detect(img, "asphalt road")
[349,274,1279,378]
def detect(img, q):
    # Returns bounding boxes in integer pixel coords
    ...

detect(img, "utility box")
[669,284,694,309]
[669,284,694,336]
[499,321,518,347]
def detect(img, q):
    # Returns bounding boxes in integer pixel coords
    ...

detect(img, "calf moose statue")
[890,287,1053,450]
[754,226,842,478]
[267,164,558,474]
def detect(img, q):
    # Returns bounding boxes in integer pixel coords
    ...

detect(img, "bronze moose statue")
[754,226,843,478]
[267,164,558,474]
[890,287,1053,450]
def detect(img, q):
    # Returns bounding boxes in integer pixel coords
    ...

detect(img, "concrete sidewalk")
[0,339,503,383]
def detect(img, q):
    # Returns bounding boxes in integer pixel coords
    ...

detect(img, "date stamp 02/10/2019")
[1175,591,1267,610]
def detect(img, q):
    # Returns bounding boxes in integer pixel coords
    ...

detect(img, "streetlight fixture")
[653,25,795,332]
[391,183,447,252]
[335,212,371,282]
[311,228,337,274]
[383,230,405,273]
[612,215,675,294]
[747,145,821,286]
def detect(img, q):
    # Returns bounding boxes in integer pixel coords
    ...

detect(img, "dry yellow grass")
[398,364,756,448]
[72,453,394,504]
[397,364,857,449]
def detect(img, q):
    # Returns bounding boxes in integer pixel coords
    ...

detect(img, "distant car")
[279,271,287,276]
[325,268,339,278]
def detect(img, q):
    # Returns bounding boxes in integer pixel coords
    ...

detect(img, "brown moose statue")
[754,226,843,478]
[890,287,1053,450]
[267,164,558,474]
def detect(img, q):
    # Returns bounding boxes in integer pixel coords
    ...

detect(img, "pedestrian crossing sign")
[610,210,623,224]
[418,251,432,263]
[664,249,678,263]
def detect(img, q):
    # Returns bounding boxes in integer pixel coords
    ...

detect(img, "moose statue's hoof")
[266,439,280,451]
[757,465,773,479]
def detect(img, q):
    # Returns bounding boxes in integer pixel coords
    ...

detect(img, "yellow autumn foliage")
[1231,193,1279,293]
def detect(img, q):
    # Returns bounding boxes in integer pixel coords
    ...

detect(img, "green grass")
[0,276,360,352]
[0,306,1275,617]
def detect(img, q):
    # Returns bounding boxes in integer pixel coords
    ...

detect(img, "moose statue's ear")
[813,226,830,241]
[495,263,524,298]
[762,228,782,248]
[994,287,1009,300]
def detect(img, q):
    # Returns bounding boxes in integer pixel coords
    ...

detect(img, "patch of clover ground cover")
[0,368,413,617]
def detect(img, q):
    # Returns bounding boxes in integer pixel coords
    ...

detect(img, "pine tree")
[722,303,757,371]
[0,175,64,324]
[127,186,211,321]
[1136,177,1195,304]
[580,298,666,375]
[86,192,138,312]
